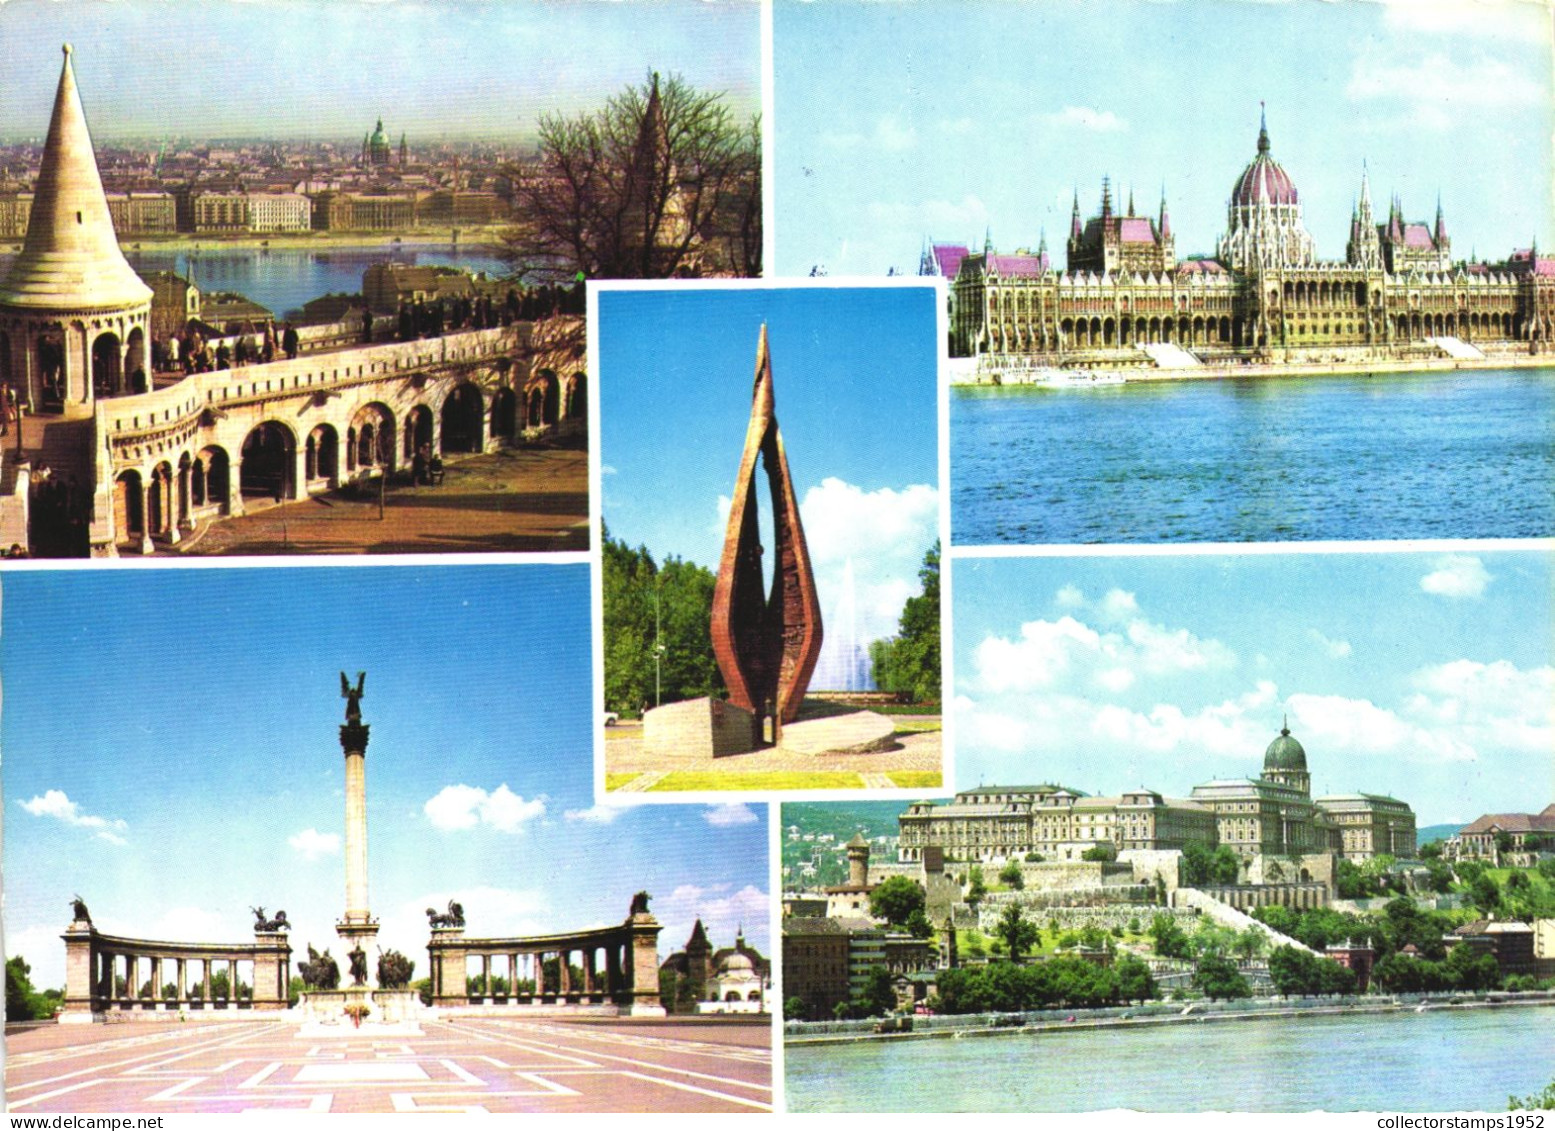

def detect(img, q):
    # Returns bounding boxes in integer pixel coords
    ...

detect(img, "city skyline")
[0,0,760,144]
[775,0,1555,275]
[597,283,942,658]
[952,549,1552,828]
[2,565,769,992]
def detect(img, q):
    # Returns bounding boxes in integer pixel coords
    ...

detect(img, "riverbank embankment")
[951,352,1555,386]
[785,989,1555,1046]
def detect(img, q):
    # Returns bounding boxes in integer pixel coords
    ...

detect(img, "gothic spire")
[1257,101,1270,154]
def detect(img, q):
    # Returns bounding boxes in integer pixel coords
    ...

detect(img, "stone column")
[481,954,491,1003]
[139,481,154,554]
[336,699,379,985]
[605,944,621,998]
[625,912,666,1017]
[176,957,186,1004]
[534,951,546,998]
[558,949,570,996]
[60,920,97,1022]
[584,949,596,996]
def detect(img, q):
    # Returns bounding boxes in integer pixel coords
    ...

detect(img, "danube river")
[786,1006,1555,1112]
[951,368,1555,543]
[0,244,509,325]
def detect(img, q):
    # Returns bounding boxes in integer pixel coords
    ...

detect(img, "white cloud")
[1379,0,1547,42]
[863,195,991,245]
[821,115,918,154]
[1347,49,1544,128]
[424,784,545,834]
[1420,555,1492,599]
[800,479,938,568]
[16,790,127,845]
[969,599,1234,696]
[288,828,341,860]
[1042,106,1127,133]
[1403,659,1555,756]
[654,883,770,952]
[564,803,623,825]
[703,803,759,827]
[1054,584,1085,609]
[1288,692,1477,763]
[1307,629,1353,659]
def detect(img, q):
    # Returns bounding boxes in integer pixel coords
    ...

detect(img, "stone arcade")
[0,46,586,557]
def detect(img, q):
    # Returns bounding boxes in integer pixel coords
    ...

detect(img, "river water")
[0,244,510,324]
[951,368,1555,544]
[785,1006,1555,1112]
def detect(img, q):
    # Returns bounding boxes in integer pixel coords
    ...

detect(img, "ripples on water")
[950,369,1555,544]
[786,1006,1555,1112]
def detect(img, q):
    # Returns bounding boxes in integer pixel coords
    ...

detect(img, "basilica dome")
[1231,113,1298,208]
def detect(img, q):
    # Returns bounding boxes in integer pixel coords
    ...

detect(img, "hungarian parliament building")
[923,113,1555,364]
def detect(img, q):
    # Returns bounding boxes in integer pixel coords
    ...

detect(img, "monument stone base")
[621,1000,669,1018]
[642,697,758,759]
[777,709,896,756]
[295,988,424,1036]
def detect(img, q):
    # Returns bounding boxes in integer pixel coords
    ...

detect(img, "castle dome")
[1264,721,1308,773]
[0,45,151,310]
[1230,111,1299,209]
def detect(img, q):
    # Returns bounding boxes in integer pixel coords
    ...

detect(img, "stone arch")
[37,325,66,410]
[240,421,296,501]
[306,424,339,487]
[404,404,434,461]
[92,330,123,398]
[564,373,587,421]
[176,451,193,529]
[194,445,230,511]
[114,469,144,547]
[440,382,484,453]
[125,326,146,392]
[350,402,396,472]
[490,386,518,442]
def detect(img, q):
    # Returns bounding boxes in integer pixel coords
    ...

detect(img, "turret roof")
[0,45,151,311]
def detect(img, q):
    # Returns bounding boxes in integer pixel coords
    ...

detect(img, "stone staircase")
[1425,335,1486,361]
[1139,341,1204,368]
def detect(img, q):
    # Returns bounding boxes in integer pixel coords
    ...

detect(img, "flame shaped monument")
[710,326,823,746]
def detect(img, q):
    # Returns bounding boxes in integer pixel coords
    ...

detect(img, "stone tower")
[0,45,151,413]
[846,832,870,888]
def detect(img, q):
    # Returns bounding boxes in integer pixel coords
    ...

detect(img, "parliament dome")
[1230,112,1299,208]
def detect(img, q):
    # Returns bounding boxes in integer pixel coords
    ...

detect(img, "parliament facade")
[925,113,1555,364]
[898,722,1415,866]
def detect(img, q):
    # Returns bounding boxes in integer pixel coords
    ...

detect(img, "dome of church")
[722,952,755,973]
[1263,723,1308,772]
[1231,114,1298,208]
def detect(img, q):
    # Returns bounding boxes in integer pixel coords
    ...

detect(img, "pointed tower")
[1070,189,1082,241]
[685,919,713,998]
[0,44,151,412]
[1348,163,1381,270]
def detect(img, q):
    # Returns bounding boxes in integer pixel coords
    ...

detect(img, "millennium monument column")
[335,671,378,985]
[710,325,824,747]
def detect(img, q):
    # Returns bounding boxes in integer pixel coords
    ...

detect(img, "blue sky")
[2,565,768,991]
[598,284,942,675]
[0,0,759,142]
[775,0,1555,275]
[953,549,1553,828]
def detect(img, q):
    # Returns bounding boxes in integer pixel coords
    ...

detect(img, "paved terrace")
[4,1016,771,1114]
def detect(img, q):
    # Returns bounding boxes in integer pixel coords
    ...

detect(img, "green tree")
[998,860,1025,890]
[1469,872,1502,915]
[1419,840,1443,859]
[601,528,725,713]
[1193,953,1251,1001]
[503,72,761,280]
[1114,955,1158,1004]
[904,908,934,939]
[1149,914,1191,960]
[6,956,54,1021]
[1509,1080,1555,1110]
[994,904,1040,961]
[869,542,941,703]
[1081,842,1116,863]
[412,977,433,1007]
[966,865,987,908]
[783,996,808,1022]
[1335,859,1381,899]
[855,965,897,1017]
[869,876,927,928]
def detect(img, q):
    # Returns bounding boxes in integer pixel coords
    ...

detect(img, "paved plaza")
[4,1016,771,1114]
[162,442,588,556]
[605,715,943,792]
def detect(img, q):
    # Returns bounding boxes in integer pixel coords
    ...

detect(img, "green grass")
[648,772,868,791]
[889,771,943,789]
[604,773,638,790]
[892,720,943,735]
[871,704,943,717]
